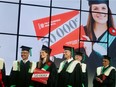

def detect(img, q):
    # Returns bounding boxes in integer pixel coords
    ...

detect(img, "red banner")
[32,68,50,84]
[33,10,79,37]
[33,10,85,56]
[50,26,85,55]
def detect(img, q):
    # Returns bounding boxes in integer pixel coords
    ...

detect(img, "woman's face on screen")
[91,4,108,24]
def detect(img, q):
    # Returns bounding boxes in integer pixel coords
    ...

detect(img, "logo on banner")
[109,27,116,36]
[33,10,85,56]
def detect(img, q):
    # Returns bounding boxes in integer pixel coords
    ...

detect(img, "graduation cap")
[103,55,111,61]
[41,45,52,54]
[63,46,74,52]
[75,51,83,56]
[63,46,74,57]
[75,51,86,61]
[20,46,32,56]
[88,0,108,6]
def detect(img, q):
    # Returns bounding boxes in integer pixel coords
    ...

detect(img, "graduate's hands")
[44,81,47,84]
[96,77,103,83]
[82,35,92,57]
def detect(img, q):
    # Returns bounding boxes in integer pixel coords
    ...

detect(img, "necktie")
[62,61,68,71]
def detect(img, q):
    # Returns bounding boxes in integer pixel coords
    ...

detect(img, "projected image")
[0,0,19,3]
[33,9,82,57]
[52,0,80,9]
[0,0,116,87]
[0,3,19,34]
[109,0,116,14]
[81,0,116,68]
[0,34,17,75]
[19,5,50,36]
[21,0,50,6]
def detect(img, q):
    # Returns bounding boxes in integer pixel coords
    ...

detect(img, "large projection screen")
[0,0,116,86]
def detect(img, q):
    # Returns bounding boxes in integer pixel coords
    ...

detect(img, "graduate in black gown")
[74,51,88,87]
[57,46,82,87]
[93,55,116,87]
[0,58,6,87]
[10,46,36,87]
[32,45,57,87]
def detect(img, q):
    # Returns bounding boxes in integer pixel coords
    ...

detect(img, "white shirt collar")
[67,57,73,63]
[76,60,81,64]
[22,59,28,63]
[104,65,110,68]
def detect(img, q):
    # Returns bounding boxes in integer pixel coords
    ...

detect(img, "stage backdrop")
[0,0,116,86]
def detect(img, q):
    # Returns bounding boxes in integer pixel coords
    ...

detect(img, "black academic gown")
[81,63,88,87]
[0,63,6,87]
[33,61,58,87]
[10,60,34,87]
[57,60,82,87]
[93,66,116,87]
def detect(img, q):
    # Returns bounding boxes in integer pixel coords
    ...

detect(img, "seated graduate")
[10,46,36,87]
[93,55,116,87]
[32,45,57,87]
[0,58,6,87]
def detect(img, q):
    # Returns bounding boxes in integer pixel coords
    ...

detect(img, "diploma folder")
[32,68,50,84]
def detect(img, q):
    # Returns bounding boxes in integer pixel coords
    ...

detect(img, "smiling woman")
[32,45,58,87]
[81,0,116,74]
[91,4,108,24]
